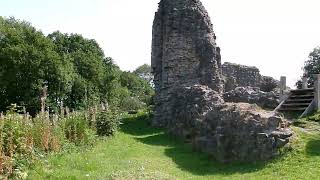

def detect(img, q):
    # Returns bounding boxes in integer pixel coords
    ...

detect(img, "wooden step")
[290,92,314,96]
[285,98,313,102]
[275,87,315,115]
[278,107,306,111]
[289,95,314,98]
[282,103,310,107]
[290,88,314,93]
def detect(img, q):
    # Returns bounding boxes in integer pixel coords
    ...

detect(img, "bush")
[120,97,145,112]
[96,111,120,136]
[32,113,65,152]
[0,108,35,178]
[305,112,320,122]
[260,76,278,92]
[0,106,98,178]
[61,112,95,146]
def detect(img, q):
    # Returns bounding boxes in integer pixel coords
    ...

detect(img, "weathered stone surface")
[169,85,292,162]
[222,62,261,91]
[222,62,279,92]
[151,0,292,162]
[222,63,280,106]
[151,0,223,126]
[224,86,279,109]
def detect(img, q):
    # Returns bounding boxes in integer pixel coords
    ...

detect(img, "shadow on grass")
[282,111,302,121]
[306,138,320,156]
[120,113,272,176]
[120,113,162,136]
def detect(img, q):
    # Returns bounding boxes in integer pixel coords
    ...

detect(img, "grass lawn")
[28,113,320,180]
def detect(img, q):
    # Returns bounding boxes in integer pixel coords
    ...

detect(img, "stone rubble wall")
[169,85,292,162]
[151,0,292,162]
[223,86,279,109]
[222,62,279,92]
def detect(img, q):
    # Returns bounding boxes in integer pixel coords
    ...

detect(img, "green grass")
[27,112,320,180]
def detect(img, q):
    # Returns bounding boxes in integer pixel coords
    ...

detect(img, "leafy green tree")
[48,31,112,109]
[133,64,151,75]
[120,71,154,106]
[101,57,122,105]
[0,17,73,114]
[297,47,320,88]
[133,64,153,85]
[0,17,154,114]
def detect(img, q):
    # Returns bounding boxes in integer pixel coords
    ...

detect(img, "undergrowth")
[0,104,120,179]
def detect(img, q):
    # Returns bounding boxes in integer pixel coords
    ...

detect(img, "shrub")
[31,113,66,152]
[0,108,34,178]
[305,112,320,122]
[0,106,99,178]
[61,112,95,146]
[120,97,144,112]
[96,111,120,136]
[260,76,278,92]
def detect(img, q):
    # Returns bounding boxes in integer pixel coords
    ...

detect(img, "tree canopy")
[0,17,70,114]
[297,47,320,88]
[0,17,154,114]
[133,64,153,86]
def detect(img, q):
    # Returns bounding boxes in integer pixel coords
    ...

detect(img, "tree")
[0,17,154,113]
[120,71,154,106]
[133,64,153,86]
[0,17,72,114]
[48,31,113,109]
[133,64,151,75]
[297,47,320,88]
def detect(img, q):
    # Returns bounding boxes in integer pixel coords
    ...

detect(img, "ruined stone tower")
[152,0,223,126]
[151,0,292,162]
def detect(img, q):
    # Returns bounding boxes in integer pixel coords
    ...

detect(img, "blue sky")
[1,0,320,87]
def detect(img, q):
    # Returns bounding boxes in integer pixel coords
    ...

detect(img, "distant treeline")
[0,17,154,114]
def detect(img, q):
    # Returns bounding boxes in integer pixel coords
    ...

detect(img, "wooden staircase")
[275,88,315,116]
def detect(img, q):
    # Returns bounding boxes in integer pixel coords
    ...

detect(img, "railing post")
[280,76,286,102]
[314,74,320,111]
[302,76,308,89]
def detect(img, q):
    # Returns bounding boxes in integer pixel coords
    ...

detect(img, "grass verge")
[27,112,320,180]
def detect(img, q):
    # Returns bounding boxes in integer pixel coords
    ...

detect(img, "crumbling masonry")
[222,62,279,92]
[151,0,292,162]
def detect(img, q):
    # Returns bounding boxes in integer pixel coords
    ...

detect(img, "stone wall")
[222,62,279,92]
[223,86,279,109]
[151,0,292,162]
[151,0,223,126]
[169,85,292,162]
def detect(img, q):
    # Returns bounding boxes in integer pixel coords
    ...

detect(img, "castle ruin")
[151,0,292,162]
